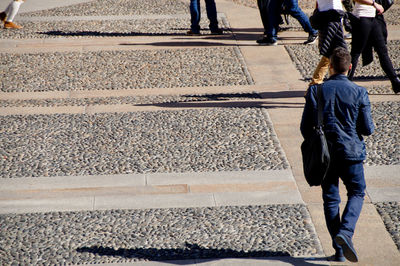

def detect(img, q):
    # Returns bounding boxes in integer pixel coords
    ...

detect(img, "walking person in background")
[309,0,347,85]
[301,47,374,263]
[347,0,400,93]
[283,0,319,44]
[0,0,25,29]
[256,0,280,45]
[187,0,223,35]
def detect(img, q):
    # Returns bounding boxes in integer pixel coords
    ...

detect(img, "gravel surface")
[0,205,322,265]
[0,93,261,108]
[1,47,250,92]
[20,0,188,17]
[0,18,228,39]
[365,102,400,166]
[285,40,400,81]
[0,108,289,178]
[374,202,400,251]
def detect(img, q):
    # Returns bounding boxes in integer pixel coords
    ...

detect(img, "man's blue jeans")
[321,160,366,252]
[190,0,219,33]
[283,0,317,35]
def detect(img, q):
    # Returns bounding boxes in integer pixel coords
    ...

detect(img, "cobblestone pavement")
[1,47,249,92]
[0,205,322,265]
[0,0,399,265]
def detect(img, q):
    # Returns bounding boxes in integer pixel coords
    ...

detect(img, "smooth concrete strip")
[189,182,297,193]
[93,193,216,211]
[17,14,190,22]
[0,173,146,191]
[214,190,303,206]
[0,0,93,12]
[0,196,95,214]
[365,165,400,202]
[146,170,295,185]
[0,184,189,201]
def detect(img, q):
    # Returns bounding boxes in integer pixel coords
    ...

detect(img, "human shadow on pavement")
[76,243,326,265]
[135,91,305,109]
[38,31,189,37]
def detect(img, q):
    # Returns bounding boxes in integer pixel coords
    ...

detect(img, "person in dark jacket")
[347,0,400,94]
[301,47,374,263]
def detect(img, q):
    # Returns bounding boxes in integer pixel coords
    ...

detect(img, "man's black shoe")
[391,77,400,94]
[256,37,277,46]
[304,33,318,45]
[335,234,358,262]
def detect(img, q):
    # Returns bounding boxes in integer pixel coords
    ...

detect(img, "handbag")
[375,0,394,12]
[301,85,331,186]
[309,8,323,30]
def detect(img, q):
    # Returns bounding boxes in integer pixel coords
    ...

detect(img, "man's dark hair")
[330,47,351,74]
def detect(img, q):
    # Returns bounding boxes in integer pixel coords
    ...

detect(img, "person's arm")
[354,0,384,14]
[357,89,375,136]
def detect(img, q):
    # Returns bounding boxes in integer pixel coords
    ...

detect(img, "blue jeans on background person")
[190,0,219,33]
[283,0,317,35]
[321,160,366,252]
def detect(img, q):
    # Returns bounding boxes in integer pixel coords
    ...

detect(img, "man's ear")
[349,63,352,71]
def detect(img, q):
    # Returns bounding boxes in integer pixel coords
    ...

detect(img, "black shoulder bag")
[301,85,331,186]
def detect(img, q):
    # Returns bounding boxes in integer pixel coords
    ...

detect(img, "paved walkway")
[0,0,399,265]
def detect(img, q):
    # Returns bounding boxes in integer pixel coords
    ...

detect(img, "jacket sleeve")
[357,88,375,136]
[300,86,318,139]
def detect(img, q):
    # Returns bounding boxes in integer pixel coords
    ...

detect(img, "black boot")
[391,77,400,94]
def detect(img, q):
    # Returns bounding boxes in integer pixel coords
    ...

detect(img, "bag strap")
[316,84,324,128]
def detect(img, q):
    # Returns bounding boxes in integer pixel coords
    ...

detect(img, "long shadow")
[134,91,305,109]
[38,31,188,37]
[76,243,326,265]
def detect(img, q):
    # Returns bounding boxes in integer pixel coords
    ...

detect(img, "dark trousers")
[257,0,279,40]
[348,16,397,82]
[190,0,219,33]
[322,160,366,252]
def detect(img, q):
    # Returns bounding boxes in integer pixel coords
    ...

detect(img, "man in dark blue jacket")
[300,47,374,262]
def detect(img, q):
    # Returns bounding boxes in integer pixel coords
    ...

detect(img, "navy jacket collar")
[327,73,349,81]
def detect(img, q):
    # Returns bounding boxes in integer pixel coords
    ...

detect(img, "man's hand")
[374,2,384,14]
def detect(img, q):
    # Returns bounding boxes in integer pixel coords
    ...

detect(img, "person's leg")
[265,0,279,43]
[348,17,373,80]
[321,166,343,255]
[257,0,269,35]
[284,0,317,35]
[3,0,24,29]
[189,0,201,34]
[339,161,366,239]
[369,18,400,93]
[310,56,330,85]
[334,160,365,262]
[204,0,220,33]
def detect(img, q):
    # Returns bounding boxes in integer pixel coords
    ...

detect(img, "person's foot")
[304,32,318,45]
[391,77,400,94]
[327,250,346,262]
[4,21,23,29]
[256,37,277,46]
[0,12,6,22]
[186,30,200,36]
[210,28,223,35]
[334,233,358,262]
